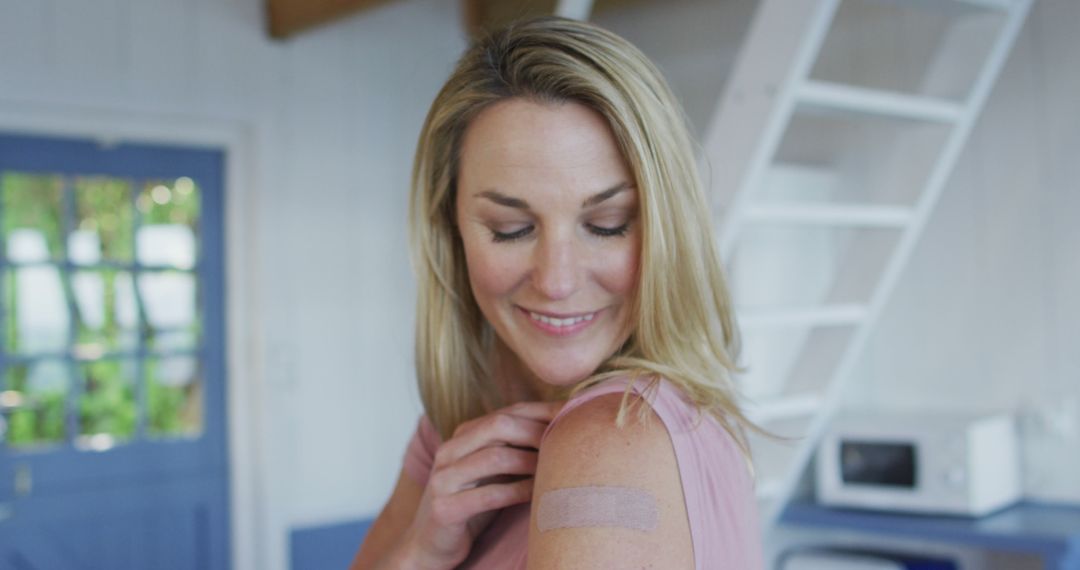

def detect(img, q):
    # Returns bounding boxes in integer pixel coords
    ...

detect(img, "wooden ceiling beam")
[266,0,398,39]
[462,0,649,37]
[266,0,651,40]
[463,0,557,38]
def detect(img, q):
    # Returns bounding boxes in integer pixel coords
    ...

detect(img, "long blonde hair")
[410,16,761,461]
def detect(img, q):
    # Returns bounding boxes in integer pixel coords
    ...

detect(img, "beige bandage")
[536,486,658,532]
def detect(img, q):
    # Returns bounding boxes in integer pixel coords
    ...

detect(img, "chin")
[527,357,602,388]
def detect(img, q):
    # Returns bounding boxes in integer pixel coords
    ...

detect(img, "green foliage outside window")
[2,173,64,258]
[5,364,66,446]
[79,359,136,440]
[2,173,203,448]
[5,393,66,445]
[75,177,135,262]
[146,357,200,436]
[148,378,186,434]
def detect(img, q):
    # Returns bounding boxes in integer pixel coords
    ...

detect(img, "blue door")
[0,132,229,569]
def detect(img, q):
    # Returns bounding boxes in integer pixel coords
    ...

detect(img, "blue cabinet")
[781,500,1080,570]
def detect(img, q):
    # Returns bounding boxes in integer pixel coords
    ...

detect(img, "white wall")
[593,0,756,141]
[0,0,464,568]
[846,0,1080,505]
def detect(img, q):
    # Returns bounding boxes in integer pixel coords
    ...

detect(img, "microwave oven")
[815,410,1021,516]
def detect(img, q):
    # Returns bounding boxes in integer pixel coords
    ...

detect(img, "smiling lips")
[519,307,602,337]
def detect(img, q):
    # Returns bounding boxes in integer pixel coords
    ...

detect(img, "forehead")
[458,98,632,198]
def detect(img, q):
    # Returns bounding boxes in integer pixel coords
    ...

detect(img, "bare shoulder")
[538,392,674,481]
[526,393,694,569]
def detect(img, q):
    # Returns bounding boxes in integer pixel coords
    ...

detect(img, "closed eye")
[491,226,533,242]
[587,223,630,238]
[490,222,630,243]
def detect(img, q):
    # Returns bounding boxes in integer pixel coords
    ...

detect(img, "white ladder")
[701,0,1033,528]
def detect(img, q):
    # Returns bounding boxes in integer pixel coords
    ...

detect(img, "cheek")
[596,238,640,299]
[461,232,525,303]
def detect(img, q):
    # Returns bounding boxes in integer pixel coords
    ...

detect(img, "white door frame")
[0,97,274,570]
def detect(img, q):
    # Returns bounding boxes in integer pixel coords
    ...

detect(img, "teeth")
[528,311,595,327]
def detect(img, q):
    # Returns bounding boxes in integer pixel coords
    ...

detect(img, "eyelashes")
[490,226,533,243]
[490,223,630,243]
[586,223,631,239]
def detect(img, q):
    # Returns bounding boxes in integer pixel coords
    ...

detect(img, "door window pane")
[3,266,70,355]
[3,360,69,448]
[146,355,202,437]
[2,172,64,261]
[77,358,136,450]
[137,178,199,269]
[72,270,139,357]
[138,270,200,351]
[72,176,134,264]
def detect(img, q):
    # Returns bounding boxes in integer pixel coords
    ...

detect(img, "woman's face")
[456,98,641,396]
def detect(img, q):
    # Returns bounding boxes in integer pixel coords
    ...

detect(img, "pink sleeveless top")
[402,376,765,569]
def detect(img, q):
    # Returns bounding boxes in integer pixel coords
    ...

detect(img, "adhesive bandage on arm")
[536,486,659,532]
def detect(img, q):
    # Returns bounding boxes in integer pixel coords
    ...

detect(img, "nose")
[532,230,581,301]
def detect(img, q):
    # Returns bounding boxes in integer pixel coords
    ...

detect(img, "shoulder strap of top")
[403,414,441,486]
[541,376,662,443]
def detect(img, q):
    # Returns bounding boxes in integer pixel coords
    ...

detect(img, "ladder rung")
[899,0,1014,12]
[797,80,963,124]
[745,393,823,424]
[953,0,1013,9]
[745,203,913,228]
[738,304,867,328]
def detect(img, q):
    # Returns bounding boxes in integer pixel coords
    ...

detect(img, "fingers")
[430,446,539,494]
[424,400,562,529]
[501,400,565,422]
[435,401,563,469]
[429,478,535,527]
[453,400,564,437]
[453,399,561,433]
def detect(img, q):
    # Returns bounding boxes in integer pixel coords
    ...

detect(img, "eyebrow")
[477,182,632,210]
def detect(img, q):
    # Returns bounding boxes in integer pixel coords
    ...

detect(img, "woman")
[352,16,764,569]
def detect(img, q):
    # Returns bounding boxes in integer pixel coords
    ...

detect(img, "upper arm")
[349,466,424,570]
[526,394,694,569]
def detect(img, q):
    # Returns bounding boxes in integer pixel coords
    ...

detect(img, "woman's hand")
[396,400,564,570]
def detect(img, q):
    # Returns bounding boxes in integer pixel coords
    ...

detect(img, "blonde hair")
[409,16,761,462]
